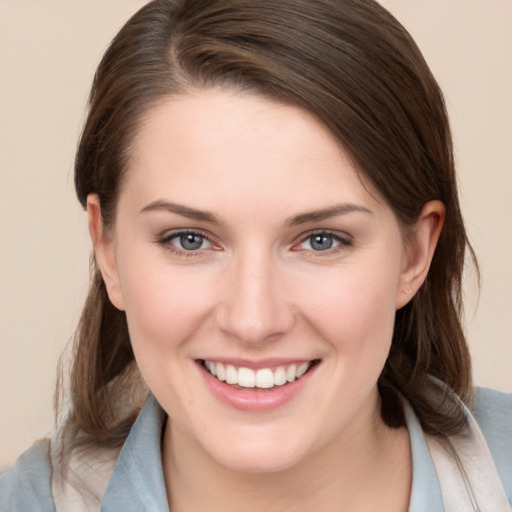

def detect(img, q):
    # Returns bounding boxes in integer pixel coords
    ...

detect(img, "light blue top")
[2,387,511,511]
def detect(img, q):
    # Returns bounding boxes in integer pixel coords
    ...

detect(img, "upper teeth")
[204,360,311,389]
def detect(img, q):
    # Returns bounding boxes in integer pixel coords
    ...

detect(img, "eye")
[159,231,214,252]
[176,233,210,251]
[295,231,352,252]
[307,234,337,251]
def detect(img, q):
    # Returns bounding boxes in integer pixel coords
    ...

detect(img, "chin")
[216,447,306,475]
[201,427,313,475]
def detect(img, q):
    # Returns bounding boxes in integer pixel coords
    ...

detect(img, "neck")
[162,392,411,512]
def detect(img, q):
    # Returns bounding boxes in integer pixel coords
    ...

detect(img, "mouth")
[200,359,320,391]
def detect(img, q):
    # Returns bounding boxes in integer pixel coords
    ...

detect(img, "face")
[93,89,423,474]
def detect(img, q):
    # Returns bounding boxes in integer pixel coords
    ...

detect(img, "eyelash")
[156,229,353,257]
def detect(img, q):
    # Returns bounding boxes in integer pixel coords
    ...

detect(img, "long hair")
[61,0,475,450]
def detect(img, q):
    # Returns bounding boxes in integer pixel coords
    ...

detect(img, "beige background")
[1,1,511,467]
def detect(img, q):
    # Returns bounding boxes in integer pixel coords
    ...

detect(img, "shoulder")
[50,432,121,511]
[0,439,56,512]
[471,387,512,442]
[471,387,512,495]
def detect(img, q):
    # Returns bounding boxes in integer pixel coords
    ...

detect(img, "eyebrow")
[286,204,373,226]
[139,200,223,225]
[139,200,372,227]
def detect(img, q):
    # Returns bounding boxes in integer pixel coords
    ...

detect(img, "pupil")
[181,234,203,250]
[311,234,332,251]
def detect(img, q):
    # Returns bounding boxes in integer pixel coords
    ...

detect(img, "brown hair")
[61,0,475,449]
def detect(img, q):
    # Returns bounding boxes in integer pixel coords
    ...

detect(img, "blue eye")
[162,231,213,251]
[297,232,351,252]
[309,234,336,251]
[178,233,206,250]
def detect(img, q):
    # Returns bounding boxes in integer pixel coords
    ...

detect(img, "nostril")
[215,304,296,345]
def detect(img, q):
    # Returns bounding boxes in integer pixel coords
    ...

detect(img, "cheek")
[118,259,215,357]
[294,262,399,355]
[119,263,219,406]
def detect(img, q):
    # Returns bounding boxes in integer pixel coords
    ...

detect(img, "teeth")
[225,364,237,385]
[204,360,313,389]
[274,366,287,386]
[238,367,256,388]
[207,360,216,376]
[296,362,309,378]
[215,362,226,381]
[255,369,274,389]
[286,364,296,383]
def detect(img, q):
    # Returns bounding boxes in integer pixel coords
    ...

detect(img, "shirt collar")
[403,399,444,511]
[101,395,170,512]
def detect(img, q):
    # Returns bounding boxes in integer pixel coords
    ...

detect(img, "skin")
[89,89,445,511]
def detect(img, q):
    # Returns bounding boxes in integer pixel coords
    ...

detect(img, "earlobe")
[395,200,446,309]
[87,195,125,311]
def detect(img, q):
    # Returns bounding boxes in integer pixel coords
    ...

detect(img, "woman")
[2,0,511,510]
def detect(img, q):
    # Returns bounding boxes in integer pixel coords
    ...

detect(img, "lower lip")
[197,361,318,412]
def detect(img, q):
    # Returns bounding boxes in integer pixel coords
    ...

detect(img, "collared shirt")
[2,387,511,511]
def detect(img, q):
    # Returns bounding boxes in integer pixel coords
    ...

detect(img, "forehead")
[123,89,386,217]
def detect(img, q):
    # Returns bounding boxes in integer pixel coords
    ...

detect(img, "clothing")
[1,387,511,511]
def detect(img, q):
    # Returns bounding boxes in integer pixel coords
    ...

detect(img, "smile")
[202,360,316,389]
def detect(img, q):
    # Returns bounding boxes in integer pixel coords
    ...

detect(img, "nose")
[215,250,296,345]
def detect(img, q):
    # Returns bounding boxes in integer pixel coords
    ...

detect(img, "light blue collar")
[101,395,170,512]
[404,401,444,511]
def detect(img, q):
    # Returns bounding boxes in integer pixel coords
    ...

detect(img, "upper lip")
[197,357,318,370]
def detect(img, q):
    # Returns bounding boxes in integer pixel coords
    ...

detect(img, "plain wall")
[1,0,511,467]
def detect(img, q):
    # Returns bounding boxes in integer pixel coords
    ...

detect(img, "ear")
[87,194,125,311]
[395,200,446,309]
